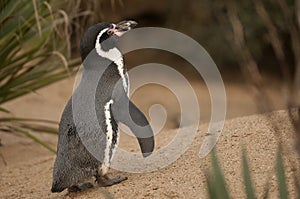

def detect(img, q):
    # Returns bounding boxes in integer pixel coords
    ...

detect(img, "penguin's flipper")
[111,83,154,157]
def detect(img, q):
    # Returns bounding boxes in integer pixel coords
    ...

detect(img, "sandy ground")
[0,75,299,198]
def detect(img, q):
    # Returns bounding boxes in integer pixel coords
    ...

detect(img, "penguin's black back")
[52,49,123,192]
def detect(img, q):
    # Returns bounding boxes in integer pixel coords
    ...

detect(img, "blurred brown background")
[4,0,298,129]
[71,0,295,128]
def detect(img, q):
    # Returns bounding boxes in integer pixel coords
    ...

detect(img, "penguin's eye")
[107,24,116,36]
[107,29,114,36]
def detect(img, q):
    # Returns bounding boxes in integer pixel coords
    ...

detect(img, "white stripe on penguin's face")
[95,27,128,93]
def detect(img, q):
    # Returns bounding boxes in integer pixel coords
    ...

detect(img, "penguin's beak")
[116,20,137,31]
[108,20,137,37]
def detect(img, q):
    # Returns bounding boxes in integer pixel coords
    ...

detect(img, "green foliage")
[276,146,288,199]
[11,125,56,153]
[205,149,230,199]
[0,0,79,105]
[0,0,81,152]
[206,147,290,199]
[242,149,256,199]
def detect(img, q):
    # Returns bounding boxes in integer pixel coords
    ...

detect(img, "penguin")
[51,20,154,193]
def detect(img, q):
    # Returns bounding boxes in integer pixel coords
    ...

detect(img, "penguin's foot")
[95,174,128,187]
[68,182,94,192]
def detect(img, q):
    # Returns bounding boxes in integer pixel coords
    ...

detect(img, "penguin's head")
[80,20,137,61]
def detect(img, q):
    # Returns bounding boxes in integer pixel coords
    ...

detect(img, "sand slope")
[0,74,296,198]
[0,110,299,199]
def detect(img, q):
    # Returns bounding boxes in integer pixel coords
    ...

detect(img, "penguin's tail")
[51,183,65,193]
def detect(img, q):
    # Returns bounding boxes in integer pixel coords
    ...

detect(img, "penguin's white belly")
[101,99,119,175]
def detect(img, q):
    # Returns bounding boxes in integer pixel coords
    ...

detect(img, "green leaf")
[18,123,58,134]
[205,172,218,199]
[261,174,272,199]
[0,117,58,124]
[276,146,288,199]
[10,126,56,153]
[212,149,231,199]
[0,107,10,113]
[206,149,231,199]
[242,149,256,199]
